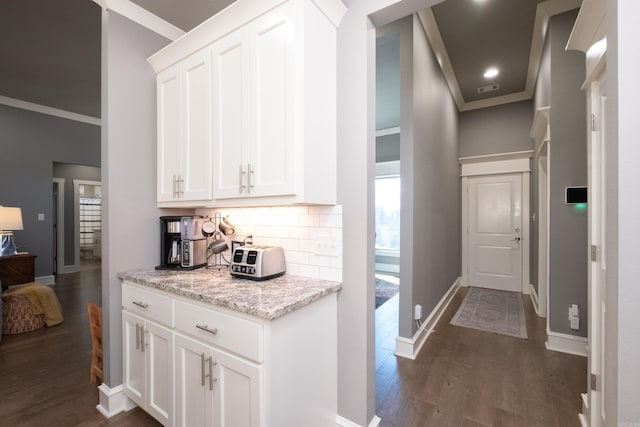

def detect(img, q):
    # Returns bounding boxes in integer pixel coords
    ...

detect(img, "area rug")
[450,287,527,339]
[375,276,399,309]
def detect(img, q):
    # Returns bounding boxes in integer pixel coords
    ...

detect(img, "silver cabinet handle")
[179,174,184,197]
[140,325,145,352]
[208,357,217,391]
[135,323,140,350]
[239,164,246,194]
[172,174,176,198]
[247,163,254,194]
[201,353,206,386]
[196,324,218,335]
[132,300,148,309]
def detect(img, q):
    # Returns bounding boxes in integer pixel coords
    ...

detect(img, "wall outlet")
[38,213,45,221]
[315,235,339,257]
[414,304,422,320]
[569,304,580,330]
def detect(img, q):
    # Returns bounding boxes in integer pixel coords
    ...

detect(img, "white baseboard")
[35,275,56,285]
[61,265,80,274]
[394,277,461,360]
[579,392,589,427]
[335,415,381,427]
[96,383,136,419]
[545,329,588,357]
[528,283,539,315]
[578,412,589,427]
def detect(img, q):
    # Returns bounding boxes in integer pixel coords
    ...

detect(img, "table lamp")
[0,206,24,256]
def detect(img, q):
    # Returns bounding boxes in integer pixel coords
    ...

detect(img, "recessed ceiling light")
[483,67,499,78]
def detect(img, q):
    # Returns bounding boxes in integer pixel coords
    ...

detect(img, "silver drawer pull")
[132,300,149,309]
[209,358,217,391]
[196,324,218,335]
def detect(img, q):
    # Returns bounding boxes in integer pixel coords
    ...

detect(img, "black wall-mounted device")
[565,186,588,204]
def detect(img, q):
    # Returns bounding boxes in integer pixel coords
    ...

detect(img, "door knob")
[512,236,521,242]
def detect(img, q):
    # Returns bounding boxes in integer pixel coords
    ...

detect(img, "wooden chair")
[87,302,103,384]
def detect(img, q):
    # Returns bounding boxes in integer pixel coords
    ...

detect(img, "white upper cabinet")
[157,49,213,204]
[212,2,295,201]
[150,0,346,208]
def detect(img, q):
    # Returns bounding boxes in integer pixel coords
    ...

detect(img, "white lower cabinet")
[122,311,174,426]
[174,333,262,427]
[122,280,337,426]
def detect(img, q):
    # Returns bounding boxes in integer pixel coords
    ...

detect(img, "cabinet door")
[181,49,213,201]
[248,3,296,198]
[213,349,262,427]
[211,29,249,199]
[145,321,174,427]
[157,65,182,202]
[122,311,146,408]
[175,333,214,427]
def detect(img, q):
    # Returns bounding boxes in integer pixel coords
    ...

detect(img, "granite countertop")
[118,268,341,320]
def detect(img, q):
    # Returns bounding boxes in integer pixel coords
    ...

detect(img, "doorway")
[467,173,523,292]
[460,152,531,294]
[52,163,101,274]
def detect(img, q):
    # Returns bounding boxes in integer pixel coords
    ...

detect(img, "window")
[375,175,400,252]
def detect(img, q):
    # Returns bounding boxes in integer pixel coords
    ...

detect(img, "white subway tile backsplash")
[289,227,308,239]
[318,214,342,228]
[198,205,343,282]
[284,250,310,265]
[298,214,320,227]
[299,264,320,279]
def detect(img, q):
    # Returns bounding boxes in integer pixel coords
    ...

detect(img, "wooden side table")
[0,254,36,292]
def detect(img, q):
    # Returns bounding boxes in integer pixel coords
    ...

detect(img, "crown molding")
[566,0,606,53]
[416,9,465,111]
[92,0,185,41]
[421,0,581,112]
[0,95,101,126]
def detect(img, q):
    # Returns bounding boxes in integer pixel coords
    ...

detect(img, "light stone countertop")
[118,268,341,320]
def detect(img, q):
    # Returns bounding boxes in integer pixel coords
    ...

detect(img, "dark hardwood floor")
[375,287,587,427]
[1,271,586,426]
[0,268,159,426]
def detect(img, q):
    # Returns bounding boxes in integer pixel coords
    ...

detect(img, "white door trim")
[73,179,101,268]
[52,178,66,275]
[532,106,551,318]
[460,152,531,294]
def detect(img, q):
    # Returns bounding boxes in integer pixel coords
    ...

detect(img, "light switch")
[38,213,45,221]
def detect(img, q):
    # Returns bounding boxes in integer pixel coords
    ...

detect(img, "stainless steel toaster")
[230,245,286,280]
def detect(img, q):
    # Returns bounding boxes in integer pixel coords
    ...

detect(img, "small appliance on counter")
[157,216,207,270]
[230,245,286,280]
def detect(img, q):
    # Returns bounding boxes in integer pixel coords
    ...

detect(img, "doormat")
[375,277,399,309]
[450,287,527,339]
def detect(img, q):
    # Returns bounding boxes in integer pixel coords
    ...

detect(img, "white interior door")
[588,72,607,427]
[468,173,523,292]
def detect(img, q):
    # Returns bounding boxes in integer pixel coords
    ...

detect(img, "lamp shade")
[0,206,24,231]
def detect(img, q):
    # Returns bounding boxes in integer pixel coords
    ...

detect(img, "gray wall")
[0,105,100,277]
[53,162,101,266]
[458,100,534,158]
[399,15,459,339]
[101,10,176,387]
[376,133,400,162]
[376,30,400,130]
[547,10,587,337]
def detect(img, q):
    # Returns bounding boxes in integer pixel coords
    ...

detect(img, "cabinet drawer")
[122,283,174,327]
[175,300,263,362]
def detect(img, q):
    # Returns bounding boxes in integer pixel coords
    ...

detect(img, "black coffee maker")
[158,216,182,269]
